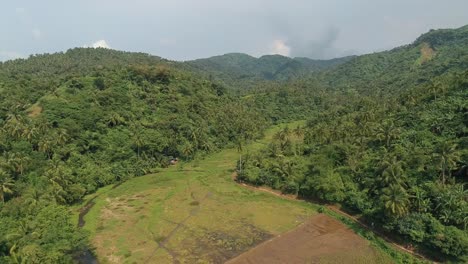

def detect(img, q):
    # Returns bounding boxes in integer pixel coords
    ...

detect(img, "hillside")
[0,25,467,263]
[187,53,353,89]
[239,26,468,262]
[0,49,267,263]
[316,25,468,95]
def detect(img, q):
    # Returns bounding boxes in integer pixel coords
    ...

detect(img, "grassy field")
[74,121,395,263]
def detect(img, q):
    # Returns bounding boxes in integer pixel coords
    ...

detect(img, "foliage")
[0,25,467,262]
[0,48,267,261]
[239,25,468,261]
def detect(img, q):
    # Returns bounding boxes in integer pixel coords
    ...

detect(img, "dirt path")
[235,180,435,263]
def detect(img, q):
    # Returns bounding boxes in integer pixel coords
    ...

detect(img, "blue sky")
[1,0,467,61]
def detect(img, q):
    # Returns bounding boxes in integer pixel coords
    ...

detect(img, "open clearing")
[227,214,392,264]
[76,122,394,264]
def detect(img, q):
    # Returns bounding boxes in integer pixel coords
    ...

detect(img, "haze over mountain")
[2,1,468,61]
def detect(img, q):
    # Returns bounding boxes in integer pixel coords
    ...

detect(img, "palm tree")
[379,156,407,188]
[433,141,460,185]
[381,184,410,217]
[181,141,194,158]
[293,126,305,155]
[23,188,42,208]
[293,126,304,141]
[3,114,25,139]
[132,132,144,159]
[21,125,38,143]
[375,121,400,147]
[38,137,53,158]
[55,128,68,146]
[35,120,51,134]
[271,159,292,182]
[107,112,125,127]
[8,153,30,177]
[275,127,291,144]
[410,187,430,213]
[0,170,15,203]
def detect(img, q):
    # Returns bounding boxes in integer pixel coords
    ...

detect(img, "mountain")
[187,53,354,89]
[316,25,468,94]
[0,25,467,263]
[239,26,468,262]
[0,48,267,262]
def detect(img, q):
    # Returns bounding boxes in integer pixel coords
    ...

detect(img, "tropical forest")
[0,11,467,264]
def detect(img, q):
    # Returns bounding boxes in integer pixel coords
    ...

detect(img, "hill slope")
[317,25,468,94]
[0,48,267,262]
[187,53,353,89]
[0,25,467,263]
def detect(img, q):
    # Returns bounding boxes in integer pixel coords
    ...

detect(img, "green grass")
[73,120,397,263]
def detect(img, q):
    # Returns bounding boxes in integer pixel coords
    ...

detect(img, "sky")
[1,0,467,61]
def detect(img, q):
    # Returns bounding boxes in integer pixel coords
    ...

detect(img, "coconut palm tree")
[3,114,25,139]
[131,130,143,159]
[38,137,53,159]
[375,120,400,147]
[107,112,125,127]
[21,125,38,143]
[8,153,30,177]
[379,156,407,188]
[433,141,460,185]
[381,184,410,217]
[55,128,69,146]
[0,170,15,203]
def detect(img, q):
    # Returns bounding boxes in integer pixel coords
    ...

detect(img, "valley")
[76,123,395,263]
[0,24,467,263]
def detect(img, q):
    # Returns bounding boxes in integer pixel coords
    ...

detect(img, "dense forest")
[0,50,267,263]
[238,25,468,261]
[0,25,467,263]
[187,53,353,90]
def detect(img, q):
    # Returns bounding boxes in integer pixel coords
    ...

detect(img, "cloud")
[270,24,342,59]
[92,40,110,48]
[291,26,340,59]
[269,39,291,56]
[84,40,111,49]
[0,50,25,61]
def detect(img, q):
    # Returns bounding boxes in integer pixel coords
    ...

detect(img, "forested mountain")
[316,25,468,95]
[239,25,468,262]
[187,53,353,89]
[0,49,267,263]
[0,25,467,263]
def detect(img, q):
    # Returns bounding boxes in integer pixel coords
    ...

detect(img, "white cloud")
[269,39,291,56]
[84,40,111,49]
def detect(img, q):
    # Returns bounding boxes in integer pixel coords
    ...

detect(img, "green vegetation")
[73,124,328,263]
[187,53,353,90]
[238,26,468,262]
[0,25,467,263]
[0,49,266,262]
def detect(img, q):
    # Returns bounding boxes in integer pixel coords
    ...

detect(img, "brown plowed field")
[227,214,392,264]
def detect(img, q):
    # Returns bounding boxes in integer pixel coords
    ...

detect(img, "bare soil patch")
[419,42,436,64]
[27,104,42,117]
[227,214,390,264]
